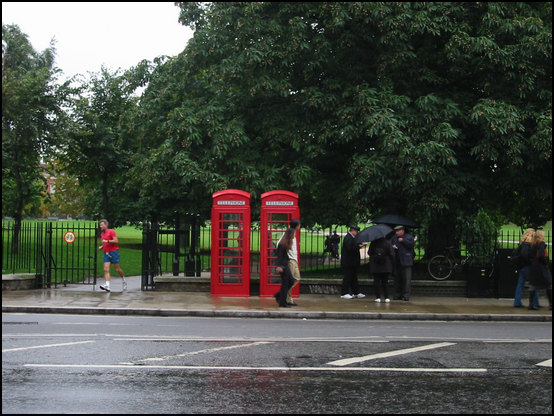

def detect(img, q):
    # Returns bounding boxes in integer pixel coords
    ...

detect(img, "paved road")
[3,314,552,413]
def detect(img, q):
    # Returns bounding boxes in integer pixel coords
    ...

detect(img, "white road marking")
[536,359,552,367]
[327,342,456,366]
[3,334,550,343]
[111,337,389,342]
[23,363,486,373]
[483,339,552,343]
[2,340,94,353]
[132,341,271,363]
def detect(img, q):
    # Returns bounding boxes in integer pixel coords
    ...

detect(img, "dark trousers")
[373,273,389,299]
[276,268,294,306]
[394,263,412,298]
[341,266,359,295]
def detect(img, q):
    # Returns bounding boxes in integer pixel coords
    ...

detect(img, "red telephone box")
[211,189,251,296]
[259,190,300,298]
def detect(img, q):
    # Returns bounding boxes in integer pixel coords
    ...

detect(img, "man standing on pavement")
[391,225,415,301]
[98,219,127,292]
[340,225,367,299]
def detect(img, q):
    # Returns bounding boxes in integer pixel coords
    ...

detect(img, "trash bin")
[467,266,496,297]
[172,258,179,276]
[195,254,202,277]
[496,248,518,298]
[185,255,195,276]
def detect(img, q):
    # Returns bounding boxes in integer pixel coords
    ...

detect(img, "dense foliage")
[2,24,73,225]
[129,2,551,231]
[3,3,552,241]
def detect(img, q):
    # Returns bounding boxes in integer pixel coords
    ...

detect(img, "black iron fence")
[153,223,552,278]
[2,221,45,276]
[2,220,98,287]
[3,220,551,286]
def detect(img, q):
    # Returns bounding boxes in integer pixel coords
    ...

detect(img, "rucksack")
[373,247,387,265]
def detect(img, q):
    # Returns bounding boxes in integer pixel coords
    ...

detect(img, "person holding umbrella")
[340,225,367,299]
[356,224,394,302]
[368,236,395,303]
[391,225,415,301]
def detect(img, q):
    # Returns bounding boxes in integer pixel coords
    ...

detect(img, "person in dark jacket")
[513,228,540,308]
[274,228,296,308]
[368,236,395,303]
[391,225,415,301]
[528,230,552,311]
[340,225,367,299]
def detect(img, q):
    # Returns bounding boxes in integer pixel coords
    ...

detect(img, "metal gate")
[2,221,98,288]
[141,219,202,291]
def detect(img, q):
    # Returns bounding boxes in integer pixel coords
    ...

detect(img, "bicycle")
[427,246,495,281]
[321,246,340,264]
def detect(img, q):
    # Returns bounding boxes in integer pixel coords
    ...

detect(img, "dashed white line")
[132,341,271,363]
[327,342,456,366]
[536,359,552,367]
[3,340,94,352]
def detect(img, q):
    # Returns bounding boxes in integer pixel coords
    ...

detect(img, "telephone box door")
[259,190,300,298]
[211,190,251,296]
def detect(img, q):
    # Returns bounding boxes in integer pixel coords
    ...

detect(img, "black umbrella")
[355,224,394,244]
[372,214,420,228]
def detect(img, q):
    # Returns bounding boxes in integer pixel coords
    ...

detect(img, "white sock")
[105,281,110,288]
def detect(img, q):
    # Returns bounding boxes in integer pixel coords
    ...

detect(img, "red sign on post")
[210,189,251,296]
[259,190,300,298]
[63,231,76,244]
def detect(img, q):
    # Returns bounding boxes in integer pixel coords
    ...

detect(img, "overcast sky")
[2,2,194,81]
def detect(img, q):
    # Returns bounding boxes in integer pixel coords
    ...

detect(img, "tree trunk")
[424,215,458,260]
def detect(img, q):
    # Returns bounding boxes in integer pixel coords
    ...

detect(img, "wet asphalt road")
[2,314,552,414]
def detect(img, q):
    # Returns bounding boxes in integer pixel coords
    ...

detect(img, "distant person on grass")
[98,219,126,292]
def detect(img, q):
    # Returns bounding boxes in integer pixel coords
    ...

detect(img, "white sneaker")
[99,284,111,292]
[340,294,354,299]
[122,281,127,291]
[385,298,390,303]
[375,298,381,303]
[355,293,366,299]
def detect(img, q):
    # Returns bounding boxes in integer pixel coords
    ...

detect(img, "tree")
[60,66,144,226]
[171,3,551,232]
[41,159,87,218]
[2,24,72,250]
[125,2,551,247]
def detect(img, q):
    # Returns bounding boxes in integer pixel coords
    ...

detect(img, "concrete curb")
[2,305,551,322]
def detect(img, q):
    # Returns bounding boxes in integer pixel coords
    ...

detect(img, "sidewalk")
[2,275,551,321]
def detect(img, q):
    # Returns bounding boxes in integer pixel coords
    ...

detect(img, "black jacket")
[391,232,415,267]
[275,243,291,270]
[530,241,552,289]
[341,232,361,268]
[368,237,394,274]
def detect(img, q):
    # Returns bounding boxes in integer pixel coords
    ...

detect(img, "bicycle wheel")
[428,255,453,280]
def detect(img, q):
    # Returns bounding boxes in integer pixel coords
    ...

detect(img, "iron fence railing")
[158,224,552,277]
[3,220,551,281]
[2,220,98,287]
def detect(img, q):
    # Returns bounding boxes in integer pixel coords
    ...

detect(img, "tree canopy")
[2,24,72,223]
[128,2,551,228]
[3,3,552,236]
